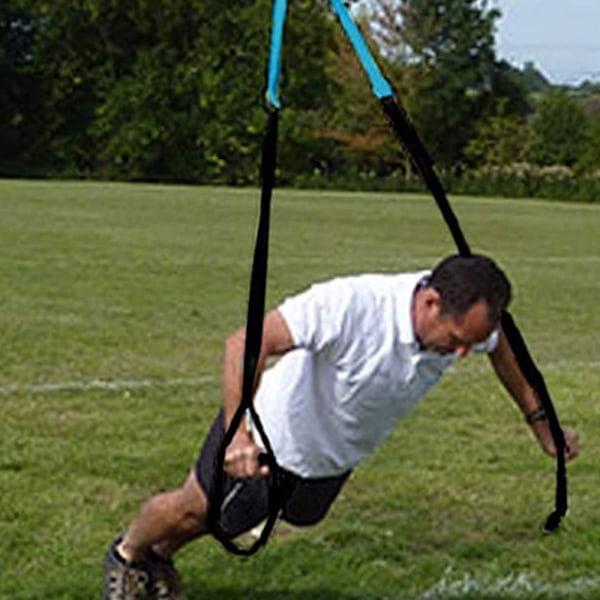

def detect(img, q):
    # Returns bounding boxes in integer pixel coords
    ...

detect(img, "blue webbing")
[266,0,288,108]
[329,0,393,99]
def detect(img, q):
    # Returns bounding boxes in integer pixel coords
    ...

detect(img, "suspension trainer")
[208,0,567,554]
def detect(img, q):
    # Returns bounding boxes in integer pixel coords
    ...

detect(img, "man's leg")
[118,469,208,562]
[104,410,271,599]
[104,469,207,600]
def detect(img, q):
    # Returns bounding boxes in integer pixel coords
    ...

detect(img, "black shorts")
[195,411,351,538]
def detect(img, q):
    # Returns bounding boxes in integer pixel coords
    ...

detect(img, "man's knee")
[172,470,209,531]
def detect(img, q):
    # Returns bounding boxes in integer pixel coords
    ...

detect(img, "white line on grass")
[515,256,600,264]
[2,358,597,396]
[420,568,600,599]
[0,375,216,396]
[543,359,600,373]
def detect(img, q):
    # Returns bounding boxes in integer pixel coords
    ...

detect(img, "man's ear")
[422,287,441,311]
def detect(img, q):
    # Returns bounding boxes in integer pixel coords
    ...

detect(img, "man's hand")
[220,309,293,480]
[224,428,270,479]
[534,424,580,462]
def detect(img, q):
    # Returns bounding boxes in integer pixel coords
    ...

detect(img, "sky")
[490,0,600,85]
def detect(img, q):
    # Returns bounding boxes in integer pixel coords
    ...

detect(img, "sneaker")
[103,539,151,600]
[146,549,185,600]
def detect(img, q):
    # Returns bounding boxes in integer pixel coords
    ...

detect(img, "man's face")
[414,289,495,357]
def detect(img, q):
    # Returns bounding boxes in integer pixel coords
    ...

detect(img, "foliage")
[315,22,406,181]
[274,0,338,184]
[452,162,600,202]
[0,1,43,174]
[486,59,532,118]
[0,2,599,187]
[577,113,600,175]
[520,60,552,94]
[370,0,503,168]
[464,99,533,167]
[0,0,336,182]
[530,89,588,168]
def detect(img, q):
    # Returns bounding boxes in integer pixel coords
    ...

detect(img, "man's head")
[413,254,511,357]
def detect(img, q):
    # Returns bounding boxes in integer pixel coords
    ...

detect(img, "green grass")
[0,179,599,599]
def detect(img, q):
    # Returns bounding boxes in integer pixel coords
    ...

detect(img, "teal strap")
[329,0,393,99]
[266,0,288,109]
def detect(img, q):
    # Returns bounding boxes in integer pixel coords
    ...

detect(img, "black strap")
[379,96,567,531]
[500,312,567,532]
[207,110,283,555]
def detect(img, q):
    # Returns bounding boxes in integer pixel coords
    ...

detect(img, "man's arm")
[489,329,579,461]
[221,308,295,478]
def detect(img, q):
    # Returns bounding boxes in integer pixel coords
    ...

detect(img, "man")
[103,254,579,599]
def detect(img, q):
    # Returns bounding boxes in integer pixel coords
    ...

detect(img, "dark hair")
[429,254,511,324]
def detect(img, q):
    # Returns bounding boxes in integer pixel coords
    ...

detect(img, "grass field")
[0,179,598,599]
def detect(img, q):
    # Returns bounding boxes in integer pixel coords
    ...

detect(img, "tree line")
[1,0,599,199]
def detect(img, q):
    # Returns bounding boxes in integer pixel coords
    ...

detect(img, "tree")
[0,1,44,174]
[531,89,588,167]
[358,0,528,173]
[3,0,336,182]
[520,61,552,94]
[463,61,533,169]
[577,114,600,175]
[315,21,405,180]
[268,0,338,184]
[464,99,533,167]
[20,0,269,180]
[488,60,532,118]
[89,0,270,182]
[366,0,502,169]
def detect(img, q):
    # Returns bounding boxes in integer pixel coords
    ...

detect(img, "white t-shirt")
[253,271,498,478]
